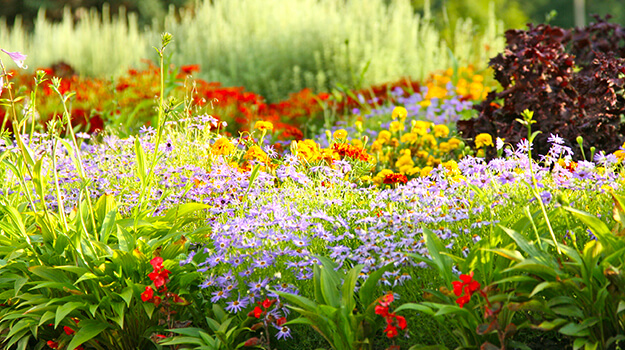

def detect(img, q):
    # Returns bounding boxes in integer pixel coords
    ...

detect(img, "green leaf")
[118,287,133,307]
[74,273,99,285]
[116,225,135,252]
[341,264,363,312]
[65,319,110,350]
[134,138,147,184]
[394,303,435,315]
[533,318,567,331]
[530,281,558,297]
[358,262,394,308]
[319,266,339,308]
[422,228,454,285]
[164,203,210,222]
[54,302,84,328]
[565,206,616,248]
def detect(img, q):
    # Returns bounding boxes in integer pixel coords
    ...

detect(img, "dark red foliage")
[458,16,625,159]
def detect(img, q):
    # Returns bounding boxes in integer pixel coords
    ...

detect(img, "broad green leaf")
[395,303,435,315]
[530,281,558,297]
[37,311,55,328]
[485,248,524,262]
[118,287,133,307]
[341,264,363,312]
[358,262,394,308]
[319,267,339,308]
[565,206,616,247]
[558,318,599,336]
[54,302,84,328]
[65,319,110,350]
[422,228,454,285]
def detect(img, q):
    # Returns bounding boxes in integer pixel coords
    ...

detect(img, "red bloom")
[63,325,75,335]
[379,292,394,307]
[150,257,164,271]
[276,317,287,326]
[47,340,59,349]
[141,286,154,302]
[180,64,200,75]
[375,305,389,317]
[384,323,398,338]
[395,315,407,330]
[149,269,170,289]
[251,306,263,318]
[262,298,276,309]
[452,272,481,308]
[383,173,408,185]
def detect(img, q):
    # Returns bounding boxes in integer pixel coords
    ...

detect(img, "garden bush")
[458,16,625,159]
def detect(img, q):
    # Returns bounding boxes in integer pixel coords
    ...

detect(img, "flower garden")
[1,3,625,350]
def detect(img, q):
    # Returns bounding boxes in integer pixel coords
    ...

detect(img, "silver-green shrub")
[163,0,504,101]
[1,0,504,100]
[0,5,148,77]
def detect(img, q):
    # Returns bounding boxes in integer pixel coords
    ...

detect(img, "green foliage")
[276,256,393,350]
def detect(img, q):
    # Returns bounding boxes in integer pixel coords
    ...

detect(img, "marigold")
[254,120,274,131]
[244,145,268,163]
[391,106,407,120]
[475,133,493,149]
[389,121,405,133]
[296,140,321,162]
[400,132,418,144]
[377,130,392,144]
[433,124,450,138]
[333,129,348,140]
[211,137,235,156]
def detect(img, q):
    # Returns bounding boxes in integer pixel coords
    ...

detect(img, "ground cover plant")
[1,24,625,350]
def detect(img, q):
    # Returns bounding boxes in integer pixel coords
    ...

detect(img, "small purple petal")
[1,49,28,69]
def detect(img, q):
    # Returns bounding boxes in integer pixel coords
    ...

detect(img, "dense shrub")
[458,16,625,159]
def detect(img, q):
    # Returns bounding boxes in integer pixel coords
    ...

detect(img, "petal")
[1,49,28,69]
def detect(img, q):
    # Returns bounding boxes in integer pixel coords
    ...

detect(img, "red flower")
[452,272,481,308]
[262,298,276,309]
[149,269,170,289]
[47,340,59,349]
[180,64,200,75]
[63,326,75,335]
[153,295,162,307]
[384,323,398,338]
[379,292,394,307]
[141,286,154,302]
[150,256,163,271]
[375,305,389,317]
[276,317,287,326]
[395,315,407,330]
[251,306,263,318]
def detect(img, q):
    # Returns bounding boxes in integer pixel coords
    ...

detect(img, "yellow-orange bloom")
[392,106,408,120]
[333,129,348,140]
[296,139,321,162]
[377,130,392,144]
[254,121,274,131]
[433,124,450,138]
[244,145,268,163]
[211,137,235,156]
[475,133,494,149]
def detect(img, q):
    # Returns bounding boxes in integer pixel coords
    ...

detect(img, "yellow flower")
[254,120,274,131]
[448,137,462,149]
[377,130,392,144]
[244,145,268,163]
[614,150,625,161]
[412,121,431,136]
[211,137,235,156]
[400,132,419,144]
[351,139,364,149]
[425,85,447,99]
[416,150,429,159]
[407,166,421,176]
[390,121,405,133]
[439,142,451,153]
[433,124,449,138]
[333,129,348,140]
[392,106,408,120]
[371,140,384,153]
[296,139,321,162]
[395,150,414,173]
[419,99,431,107]
[421,134,437,148]
[354,120,363,131]
[442,160,460,176]
[474,133,494,148]
[420,166,433,177]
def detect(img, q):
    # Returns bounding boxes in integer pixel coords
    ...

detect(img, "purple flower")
[225,295,249,314]
[210,289,230,303]
[1,49,27,69]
